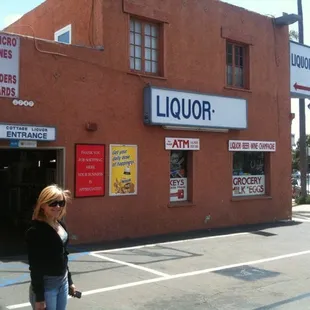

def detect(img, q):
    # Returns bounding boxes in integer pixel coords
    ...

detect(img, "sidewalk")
[292,203,310,222]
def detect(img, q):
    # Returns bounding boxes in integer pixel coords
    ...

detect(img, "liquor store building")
[0,0,291,253]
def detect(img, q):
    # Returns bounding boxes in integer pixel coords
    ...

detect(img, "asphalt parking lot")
[1,210,310,310]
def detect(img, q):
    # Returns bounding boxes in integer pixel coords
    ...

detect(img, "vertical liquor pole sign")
[75,144,105,197]
[0,34,20,98]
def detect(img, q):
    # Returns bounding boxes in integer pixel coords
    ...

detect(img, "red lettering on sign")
[0,49,12,59]
[0,35,17,47]
[172,139,190,149]
[0,74,16,84]
[0,87,15,97]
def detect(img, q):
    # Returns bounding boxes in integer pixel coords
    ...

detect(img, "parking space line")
[92,232,249,254]
[7,248,310,309]
[292,217,310,223]
[90,253,169,277]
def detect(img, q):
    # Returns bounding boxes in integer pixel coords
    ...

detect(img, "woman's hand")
[69,284,76,296]
[35,301,46,310]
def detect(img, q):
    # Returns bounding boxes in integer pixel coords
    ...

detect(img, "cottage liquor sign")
[0,34,20,98]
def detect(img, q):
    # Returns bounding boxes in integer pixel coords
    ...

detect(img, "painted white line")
[7,249,310,309]
[90,253,169,277]
[7,303,30,309]
[92,232,249,254]
[292,217,310,222]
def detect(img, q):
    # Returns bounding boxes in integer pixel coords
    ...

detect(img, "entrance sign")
[75,144,105,198]
[0,34,20,98]
[0,123,56,141]
[232,175,265,197]
[144,86,247,129]
[290,41,310,98]
[228,140,276,152]
[165,137,200,150]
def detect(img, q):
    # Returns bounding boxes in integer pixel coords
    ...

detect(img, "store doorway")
[0,148,64,257]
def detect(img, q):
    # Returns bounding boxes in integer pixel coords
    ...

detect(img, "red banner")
[75,144,105,197]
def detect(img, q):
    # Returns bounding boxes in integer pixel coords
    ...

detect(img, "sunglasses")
[48,200,66,207]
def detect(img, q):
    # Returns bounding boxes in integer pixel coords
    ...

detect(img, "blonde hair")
[32,184,71,221]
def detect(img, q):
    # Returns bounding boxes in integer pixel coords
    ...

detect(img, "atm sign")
[165,137,200,150]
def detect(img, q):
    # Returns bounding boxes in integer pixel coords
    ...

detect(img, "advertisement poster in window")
[109,145,137,196]
[170,150,187,202]
[75,144,105,198]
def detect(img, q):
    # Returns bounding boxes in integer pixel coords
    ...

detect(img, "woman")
[26,184,77,310]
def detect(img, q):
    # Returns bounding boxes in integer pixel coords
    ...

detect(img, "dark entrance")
[0,149,59,256]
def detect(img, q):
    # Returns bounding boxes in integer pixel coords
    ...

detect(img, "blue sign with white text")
[9,140,19,147]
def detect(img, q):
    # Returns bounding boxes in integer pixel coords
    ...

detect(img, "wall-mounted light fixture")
[274,13,301,26]
[85,122,98,131]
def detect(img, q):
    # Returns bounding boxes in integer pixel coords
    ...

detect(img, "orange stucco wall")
[1,0,292,244]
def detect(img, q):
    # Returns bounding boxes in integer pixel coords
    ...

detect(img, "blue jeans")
[29,273,68,310]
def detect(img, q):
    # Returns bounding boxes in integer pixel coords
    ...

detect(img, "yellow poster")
[109,145,137,196]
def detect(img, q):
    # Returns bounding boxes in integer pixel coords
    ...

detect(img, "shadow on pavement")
[253,292,310,309]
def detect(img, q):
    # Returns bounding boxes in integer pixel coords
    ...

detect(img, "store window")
[226,41,248,89]
[232,152,265,196]
[54,25,72,44]
[170,150,188,202]
[129,18,161,75]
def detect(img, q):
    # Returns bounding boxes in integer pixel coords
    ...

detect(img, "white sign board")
[0,123,56,141]
[232,175,265,197]
[228,140,276,152]
[290,41,310,98]
[0,34,20,98]
[19,140,37,148]
[144,86,247,129]
[165,137,200,150]
[170,178,187,202]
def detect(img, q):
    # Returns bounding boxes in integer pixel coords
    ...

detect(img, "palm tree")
[289,29,299,41]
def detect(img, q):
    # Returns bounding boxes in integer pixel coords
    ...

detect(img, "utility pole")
[297,0,307,198]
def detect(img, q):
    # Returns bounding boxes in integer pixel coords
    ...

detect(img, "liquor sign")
[144,86,247,129]
[232,175,265,197]
[0,34,20,98]
[165,137,200,150]
[170,178,187,202]
[290,41,310,98]
[75,144,105,198]
[229,140,276,152]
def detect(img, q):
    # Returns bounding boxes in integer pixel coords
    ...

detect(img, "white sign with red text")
[0,34,20,98]
[229,140,276,152]
[170,178,187,202]
[165,137,200,150]
[232,175,265,197]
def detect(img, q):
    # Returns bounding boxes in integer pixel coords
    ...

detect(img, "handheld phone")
[69,289,82,299]
[73,291,82,299]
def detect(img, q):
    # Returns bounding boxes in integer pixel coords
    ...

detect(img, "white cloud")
[3,14,23,27]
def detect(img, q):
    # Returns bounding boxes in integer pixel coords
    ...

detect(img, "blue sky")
[1,0,309,140]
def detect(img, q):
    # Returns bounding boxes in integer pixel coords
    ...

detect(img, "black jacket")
[25,220,73,302]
